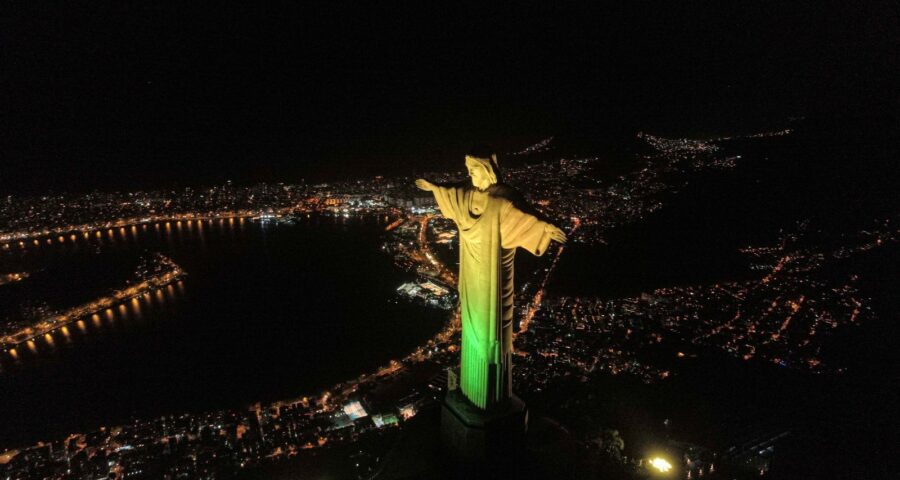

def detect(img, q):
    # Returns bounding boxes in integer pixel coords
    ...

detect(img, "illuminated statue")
[416,148,566,410]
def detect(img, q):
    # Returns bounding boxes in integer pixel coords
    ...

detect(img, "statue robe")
[431,183,555,409]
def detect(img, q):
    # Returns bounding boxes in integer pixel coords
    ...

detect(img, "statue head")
[464,145,500,191]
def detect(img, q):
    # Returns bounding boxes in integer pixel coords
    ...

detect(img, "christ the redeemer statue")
[416,148,566,410]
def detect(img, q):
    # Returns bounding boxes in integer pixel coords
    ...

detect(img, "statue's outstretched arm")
[501,201,565,255]
[544,223,567,244]
[415,178,435,192]
[415,179,464,221]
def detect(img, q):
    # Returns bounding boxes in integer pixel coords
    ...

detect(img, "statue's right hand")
[415,179,435,192]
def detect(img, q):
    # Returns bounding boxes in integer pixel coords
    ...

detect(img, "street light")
[649,456,673,474]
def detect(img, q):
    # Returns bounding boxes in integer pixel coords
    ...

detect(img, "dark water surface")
[0,215,445,449]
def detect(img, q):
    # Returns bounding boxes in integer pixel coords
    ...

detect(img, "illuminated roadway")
[1,257,186,352]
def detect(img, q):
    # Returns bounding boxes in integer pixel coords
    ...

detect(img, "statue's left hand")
[546,224,567,244]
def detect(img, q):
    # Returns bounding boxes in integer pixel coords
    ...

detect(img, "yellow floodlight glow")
[649,457,673,473]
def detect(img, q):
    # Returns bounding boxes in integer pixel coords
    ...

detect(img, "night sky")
[2,3,897,194]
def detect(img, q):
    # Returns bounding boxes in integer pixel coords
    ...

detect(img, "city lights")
[0,124,892,478]
[649,457,673,473]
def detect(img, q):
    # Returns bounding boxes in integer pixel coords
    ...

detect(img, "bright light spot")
[649,457,673,473]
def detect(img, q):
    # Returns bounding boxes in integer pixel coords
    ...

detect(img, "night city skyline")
[2,3,898,480]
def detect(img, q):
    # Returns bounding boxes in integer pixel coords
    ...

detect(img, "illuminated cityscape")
[2,3,896,479]
[2,122,895,478]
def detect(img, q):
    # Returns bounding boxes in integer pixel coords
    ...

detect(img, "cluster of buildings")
[0,178,414,247]
[0,315,460,479]
[484,130,760,246]
[0,391,428,479]
[396,279,456,310]
[509,136,554,156]
[515,215,896,401]
[5,127,886,479]
[0,129,756,252]
[515,293,672,388]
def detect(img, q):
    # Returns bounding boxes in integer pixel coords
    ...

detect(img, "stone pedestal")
[440,389,528,462]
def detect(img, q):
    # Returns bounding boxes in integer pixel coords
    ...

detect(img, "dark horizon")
[3,3,897,195]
